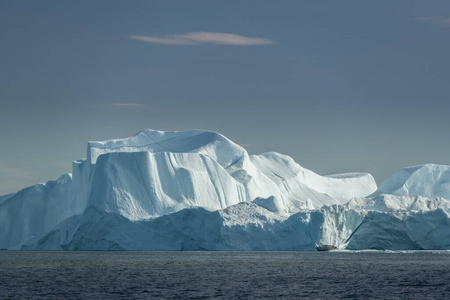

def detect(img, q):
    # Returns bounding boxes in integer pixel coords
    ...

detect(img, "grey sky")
[1,0,450,194]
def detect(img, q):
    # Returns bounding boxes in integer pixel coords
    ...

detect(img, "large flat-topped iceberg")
[1,129,449,251]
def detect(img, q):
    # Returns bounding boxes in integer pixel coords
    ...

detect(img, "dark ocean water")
[1,251,449,299]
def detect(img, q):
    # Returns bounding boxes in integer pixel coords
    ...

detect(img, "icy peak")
[87,129,247,168]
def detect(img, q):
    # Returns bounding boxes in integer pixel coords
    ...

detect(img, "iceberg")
[1,129,449,251]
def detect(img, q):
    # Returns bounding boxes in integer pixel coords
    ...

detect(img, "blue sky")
[1,0,450,194]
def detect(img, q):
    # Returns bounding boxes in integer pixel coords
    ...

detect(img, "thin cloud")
[129,32,274,46]
[417,16,450,28]
[112,103,144,107]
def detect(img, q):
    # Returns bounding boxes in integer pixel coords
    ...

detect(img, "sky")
[1,0,450,195]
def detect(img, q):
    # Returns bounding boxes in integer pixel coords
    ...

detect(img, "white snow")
[373,164,450,199]
[87,129,246,169]
[1,129,449,251]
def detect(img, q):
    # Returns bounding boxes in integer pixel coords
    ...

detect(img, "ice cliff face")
[1,129,449,251]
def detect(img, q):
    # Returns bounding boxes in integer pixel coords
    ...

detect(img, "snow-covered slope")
[372,164,450,199]
[1,129,449,251]
[250,152,376,208]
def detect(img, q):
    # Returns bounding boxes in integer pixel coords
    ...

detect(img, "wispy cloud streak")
[417,16,450,28]
[129,32,274,46]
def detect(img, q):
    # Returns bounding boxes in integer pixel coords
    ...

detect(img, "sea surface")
[1,251,449,299]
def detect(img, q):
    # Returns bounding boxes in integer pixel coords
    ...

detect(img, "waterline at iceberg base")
[1,129,449,251]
